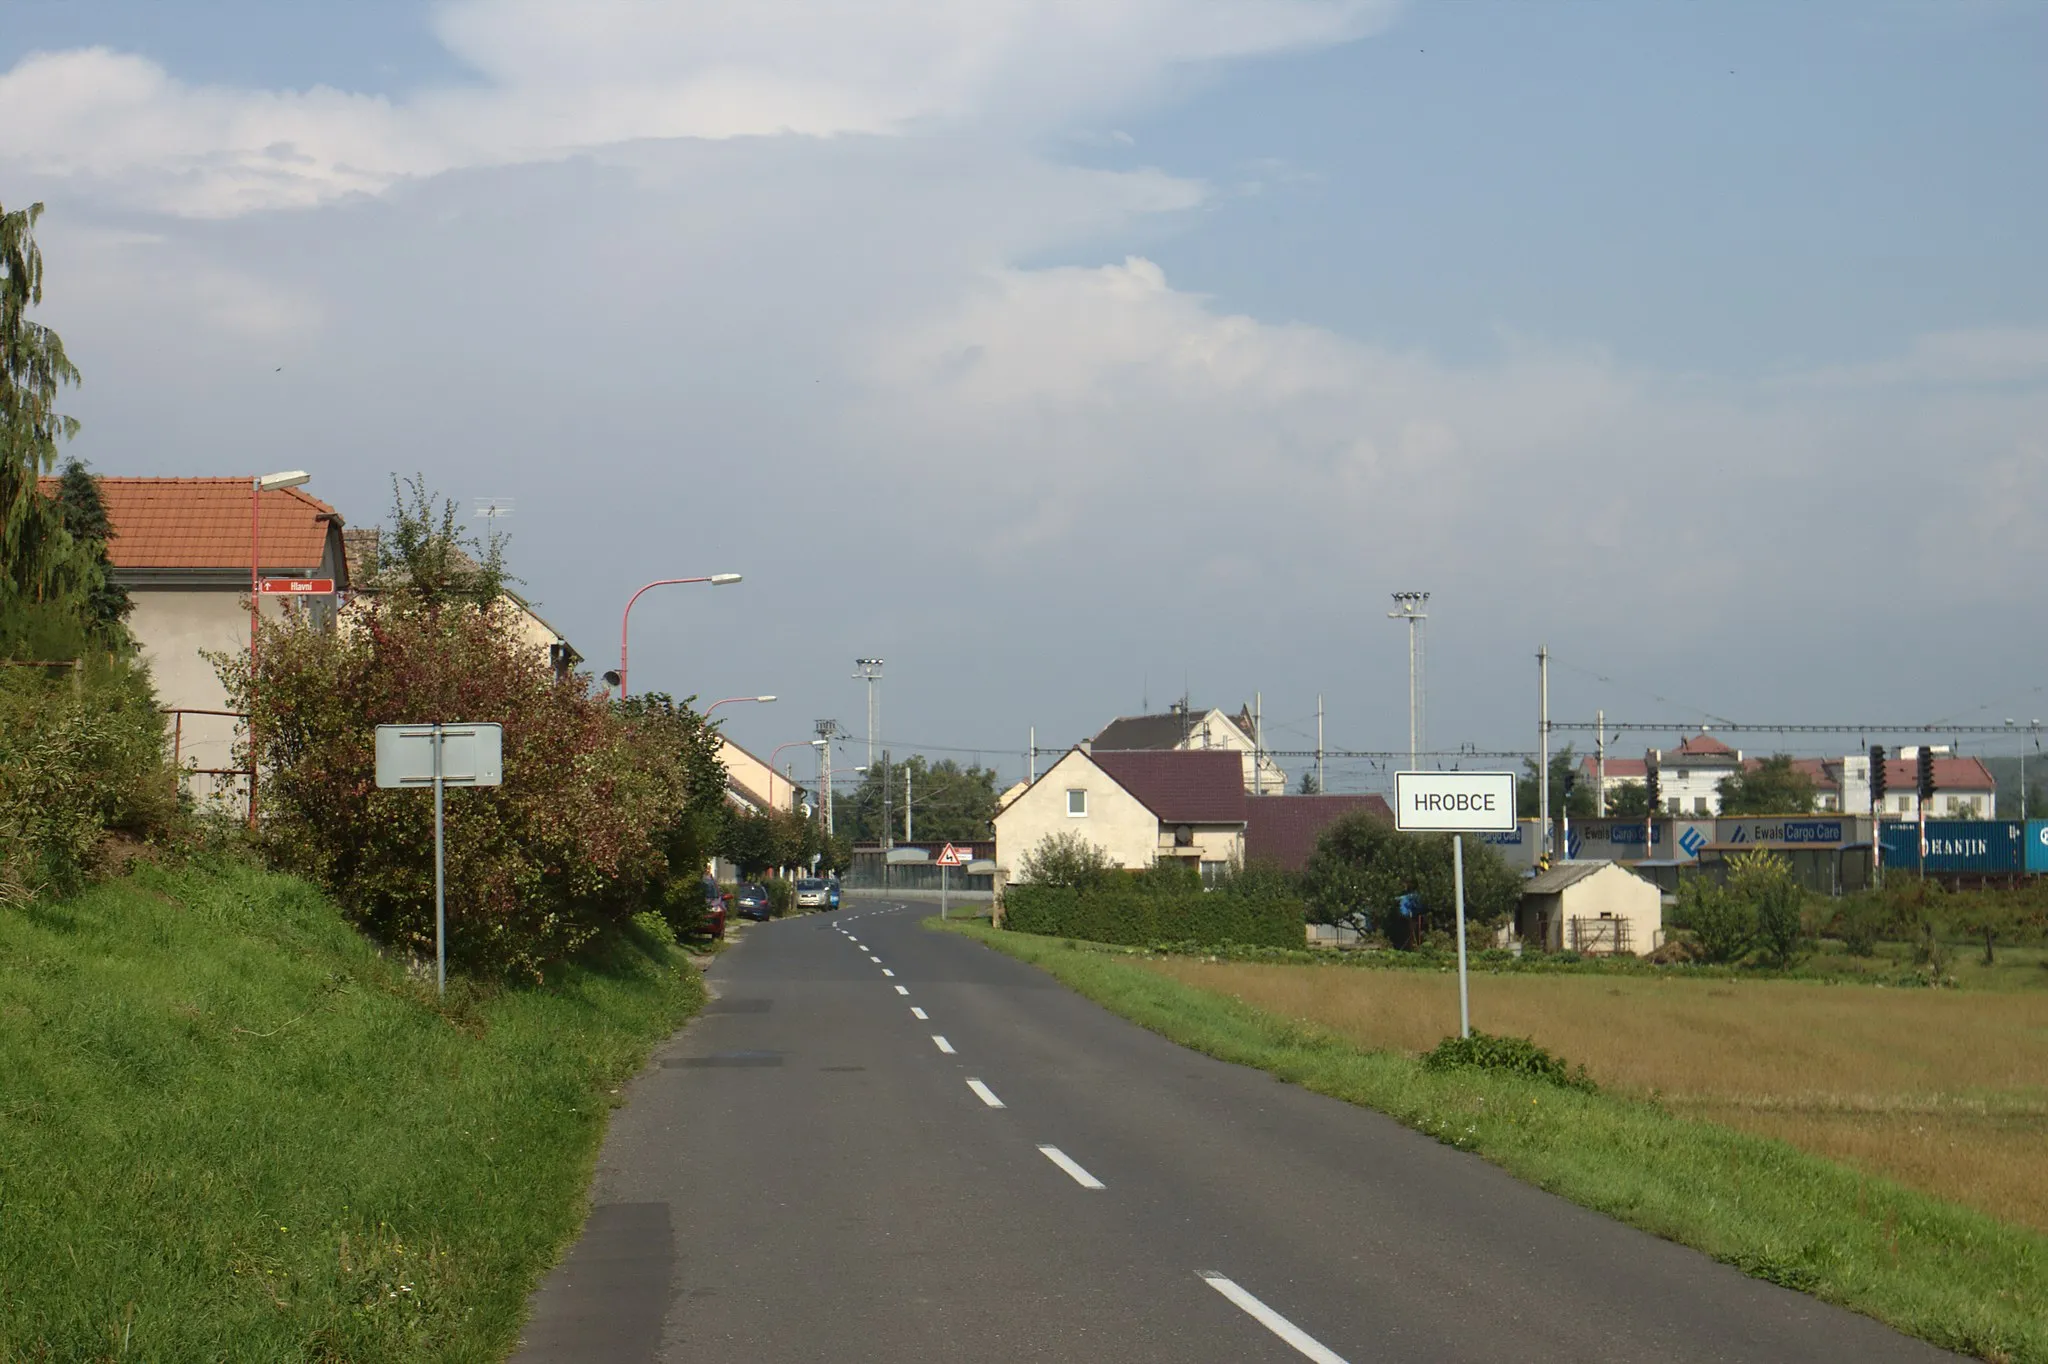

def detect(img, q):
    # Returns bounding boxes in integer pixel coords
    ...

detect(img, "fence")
[164,707,252,821]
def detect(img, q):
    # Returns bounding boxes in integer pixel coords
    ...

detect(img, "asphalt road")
[511,897,1959,1363]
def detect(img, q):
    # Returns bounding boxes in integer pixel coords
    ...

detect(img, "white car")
[794,878,831,909]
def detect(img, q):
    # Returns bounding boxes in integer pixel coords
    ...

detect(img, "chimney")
[1079,739,1092,755]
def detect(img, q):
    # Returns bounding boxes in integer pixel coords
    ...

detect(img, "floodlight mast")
[1388,592,1430,771]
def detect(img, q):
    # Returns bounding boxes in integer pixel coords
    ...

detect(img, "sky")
[4,0,2046,792]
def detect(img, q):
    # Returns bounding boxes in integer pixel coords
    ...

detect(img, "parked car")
[697,876,728,940]
[733,882,773,921]
[795,877,831,909]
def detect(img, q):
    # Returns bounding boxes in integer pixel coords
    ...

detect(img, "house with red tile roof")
[340,526,580,680]
[42,476,349,803]
[994,745,1249,885]
[1583,738,1997,819]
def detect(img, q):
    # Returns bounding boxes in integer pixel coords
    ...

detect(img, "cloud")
[0,0,1394,217]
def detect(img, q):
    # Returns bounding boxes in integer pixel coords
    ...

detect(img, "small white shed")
[1515,860,1661,955]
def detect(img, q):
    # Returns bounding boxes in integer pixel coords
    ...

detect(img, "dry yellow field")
[1140,959,2048,1233]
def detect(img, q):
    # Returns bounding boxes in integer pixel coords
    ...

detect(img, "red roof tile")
[1673,733,1736,757]
[1882,756,1996,793]
[39,476,342,573]
[1089,749,1246,825]
[1244,794,1392,872]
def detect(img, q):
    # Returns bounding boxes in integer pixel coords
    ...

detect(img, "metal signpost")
[1393,771,1518,1039]
[375,723,504,994]
[936,842,968,919]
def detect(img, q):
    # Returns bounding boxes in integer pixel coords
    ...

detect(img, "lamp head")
[257,470,311,491]
[756,695,778,703]
[710,573,742,585]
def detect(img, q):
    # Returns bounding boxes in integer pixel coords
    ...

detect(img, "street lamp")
[706,695,777,716]
[614,573,742,697]
[249,469,311,828]
[769,737,820,814]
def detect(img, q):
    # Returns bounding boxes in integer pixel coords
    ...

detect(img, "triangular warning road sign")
[936,843,967,866]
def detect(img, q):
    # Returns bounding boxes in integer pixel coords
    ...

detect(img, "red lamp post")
[614,573,742,697]
[248,470,310,827]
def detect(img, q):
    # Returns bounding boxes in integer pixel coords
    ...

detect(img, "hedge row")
[1000,884,1304,948]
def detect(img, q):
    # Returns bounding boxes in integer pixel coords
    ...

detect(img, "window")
[1066,788,1087,817]
[1694,797,1710,815]
[1897,795,1911,814]
[1666,797,1682,814]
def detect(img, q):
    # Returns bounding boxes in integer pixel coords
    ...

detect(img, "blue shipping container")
[2028,821,2048,874]
[1878,820,2024,874]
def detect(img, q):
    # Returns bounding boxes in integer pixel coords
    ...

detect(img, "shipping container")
[2027,821,2048,874]
[1877,820,2025,874]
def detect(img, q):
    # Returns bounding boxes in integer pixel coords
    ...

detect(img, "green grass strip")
[0,860,702,1363]
[935,919,2047,1363]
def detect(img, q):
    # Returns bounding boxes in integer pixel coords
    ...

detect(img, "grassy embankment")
[935,918,2047,1364]
[0,861,701,1363]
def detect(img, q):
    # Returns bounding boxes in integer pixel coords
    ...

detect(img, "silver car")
[794,877,831,909]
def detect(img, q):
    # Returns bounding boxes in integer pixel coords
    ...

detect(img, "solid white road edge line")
[1198,1272,1349,1364]
[911,1007,928,1020]
[932,1035,955,1054]
[966,1079,1004,1108]
[894,985,909,995]
[1036,1146,1104,1189]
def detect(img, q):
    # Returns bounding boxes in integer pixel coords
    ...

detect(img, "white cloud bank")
[0,0,1392,216]
[6,0,2045,744]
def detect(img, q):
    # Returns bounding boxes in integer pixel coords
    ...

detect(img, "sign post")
[375,723,503,994]
[936,842,968,919]
[1394,771,1518,1038]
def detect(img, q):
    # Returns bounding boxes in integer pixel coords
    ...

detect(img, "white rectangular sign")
[375,723,504,788]
[1394,771,1517,833]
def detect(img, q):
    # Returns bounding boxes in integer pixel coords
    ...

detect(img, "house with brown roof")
[1091,700,1287,794]
[994,746,1248,885]
[1243,794,1393,872]
[46,477,349,803]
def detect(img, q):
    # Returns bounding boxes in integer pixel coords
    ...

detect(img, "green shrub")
[1421,1029,1596,1091]
[1000,882,1303,948]
[1018,831,1116,889]
[0,653,173,902]
[1676,874,1755,964]
[1833,897,1884,956]
[766,877,795,916]
[1730,849,1807,968]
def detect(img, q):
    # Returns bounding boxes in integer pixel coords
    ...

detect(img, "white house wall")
[994,751,1161,879]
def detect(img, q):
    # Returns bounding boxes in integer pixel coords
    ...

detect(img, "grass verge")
[0,859,702,1363]
[935,918,2048,1364]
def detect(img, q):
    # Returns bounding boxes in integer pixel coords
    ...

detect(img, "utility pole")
[1389,593,1429,770]
[1595,709,1606,818]
[904,762,913,843]
[1538,645,1551,862]
[1253,690,1263,796]
[1028,726,1036,784]
[1316,693,1325,796]
[882,748,894,852]
[815,719,837,838]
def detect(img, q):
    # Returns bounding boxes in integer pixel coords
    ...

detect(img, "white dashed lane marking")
[932,1036,955,1054]
[882,969,895,977]
[1198,1272,1350,1364]
[911,1007,928,1020]
[1037,1145,1104,1190]
[894,985,909,995]
[967,1079,1005,1109]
